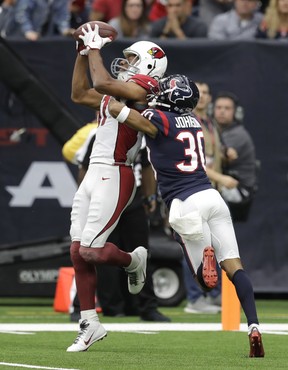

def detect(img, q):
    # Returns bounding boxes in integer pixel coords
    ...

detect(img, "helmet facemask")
[111,54,140,82]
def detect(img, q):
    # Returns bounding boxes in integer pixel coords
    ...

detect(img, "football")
[73,21,118,44]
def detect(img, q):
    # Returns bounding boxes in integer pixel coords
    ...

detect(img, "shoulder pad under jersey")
[127,74,158,93]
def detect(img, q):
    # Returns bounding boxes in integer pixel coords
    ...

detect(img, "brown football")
[73,21,118,44]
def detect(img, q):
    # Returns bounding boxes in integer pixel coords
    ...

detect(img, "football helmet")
[111,41,168,81]
[148,74,199,114]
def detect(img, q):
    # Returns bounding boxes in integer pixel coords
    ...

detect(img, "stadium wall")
[0,38,287,294]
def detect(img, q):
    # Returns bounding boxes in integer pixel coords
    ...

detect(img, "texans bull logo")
[147,47,166,59]
[168,77,192,103]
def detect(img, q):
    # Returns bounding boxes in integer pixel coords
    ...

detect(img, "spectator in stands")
[0,0,15,38]
[255,0,288,39]
[208,0,263,40]
[148,0,167,20]
[89,0,122,22]
[148,0,194,21]
[4,0,73,41]
[69,0,90,29]
[213,91,258,222]
[198,0,233,28]
[109,0,151,39]
[150,0,207,38]
[195,82,239,192]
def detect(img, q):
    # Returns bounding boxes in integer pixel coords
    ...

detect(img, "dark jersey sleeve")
[142,108,170,137]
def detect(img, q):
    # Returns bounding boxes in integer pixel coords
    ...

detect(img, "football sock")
[232,269,259,326]
[126,250,141,271]
[70,241,97,311]
[98,242,132,267]
[81,309,99,322]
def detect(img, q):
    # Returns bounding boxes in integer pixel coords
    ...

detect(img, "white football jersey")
[89,95,142,166]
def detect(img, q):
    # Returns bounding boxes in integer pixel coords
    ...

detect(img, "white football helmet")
[111,41,168,82]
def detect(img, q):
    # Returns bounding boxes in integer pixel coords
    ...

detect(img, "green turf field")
[0,298,287,370]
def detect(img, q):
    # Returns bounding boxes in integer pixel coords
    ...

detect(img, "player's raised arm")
[89,50,148,101]
[71,54,103,109]
[108,100,158,139]
[77,23,146,102]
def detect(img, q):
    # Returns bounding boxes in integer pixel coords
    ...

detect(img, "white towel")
[169,199,203,241]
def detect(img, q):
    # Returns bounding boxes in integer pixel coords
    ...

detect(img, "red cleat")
[249,327,265,357]
[202,247,218,289]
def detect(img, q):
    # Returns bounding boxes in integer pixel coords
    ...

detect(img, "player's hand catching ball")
[79,23,112,52]
[76,41,89,56]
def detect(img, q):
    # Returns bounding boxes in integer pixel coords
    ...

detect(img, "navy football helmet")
[148,74,199,114]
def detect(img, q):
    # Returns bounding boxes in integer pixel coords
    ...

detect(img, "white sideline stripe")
[0,331,35,335]
[0,323,288,333]
[0,363,79,370]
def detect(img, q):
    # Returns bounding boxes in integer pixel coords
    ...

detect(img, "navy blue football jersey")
[143,109,212,208]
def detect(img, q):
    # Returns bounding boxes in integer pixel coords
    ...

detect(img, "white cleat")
[184,296,221,314]
[67,319,107,352]
[125,246,147,294]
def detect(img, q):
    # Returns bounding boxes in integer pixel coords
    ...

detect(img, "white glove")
[75,41,89,56]
[79,23,112,51]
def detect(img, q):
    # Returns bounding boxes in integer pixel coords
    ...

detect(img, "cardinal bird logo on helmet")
[147,47,166,59]
[168,77,193,103]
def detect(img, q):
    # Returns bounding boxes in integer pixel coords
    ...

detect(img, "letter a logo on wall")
[6,162,77,207]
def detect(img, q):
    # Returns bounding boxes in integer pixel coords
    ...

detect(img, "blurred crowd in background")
[1,0,288,41]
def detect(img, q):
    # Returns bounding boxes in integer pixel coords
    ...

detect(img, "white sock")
[248,323,261,335]
[80,309,98,322]
[126,251,140,271]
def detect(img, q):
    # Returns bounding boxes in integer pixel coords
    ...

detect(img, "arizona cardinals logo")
[147,47,166,59]
[169,77,192,103]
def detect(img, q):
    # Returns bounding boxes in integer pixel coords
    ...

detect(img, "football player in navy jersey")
[108,74,265,358]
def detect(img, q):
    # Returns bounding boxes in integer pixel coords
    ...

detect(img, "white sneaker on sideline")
[184,296,221,314]
[67,319,107,352]
[206,294,222,307]
[125,246,147,294]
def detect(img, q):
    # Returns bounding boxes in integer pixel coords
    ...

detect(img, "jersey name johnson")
[144,109,212,207]
[175,115,201,129]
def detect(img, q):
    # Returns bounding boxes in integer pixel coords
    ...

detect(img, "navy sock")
[232,269,259,326]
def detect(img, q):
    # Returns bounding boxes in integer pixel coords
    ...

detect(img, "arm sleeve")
[142,108,168,136]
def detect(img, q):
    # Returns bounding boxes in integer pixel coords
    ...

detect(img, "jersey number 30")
[176,131,206,172]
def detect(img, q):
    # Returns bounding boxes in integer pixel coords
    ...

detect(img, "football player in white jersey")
[66,23,168,352]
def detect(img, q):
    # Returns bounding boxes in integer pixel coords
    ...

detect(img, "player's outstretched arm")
[108,100,158,138]
[79,24,146,101]
[88,50,147,102]
[71,54,103,109]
